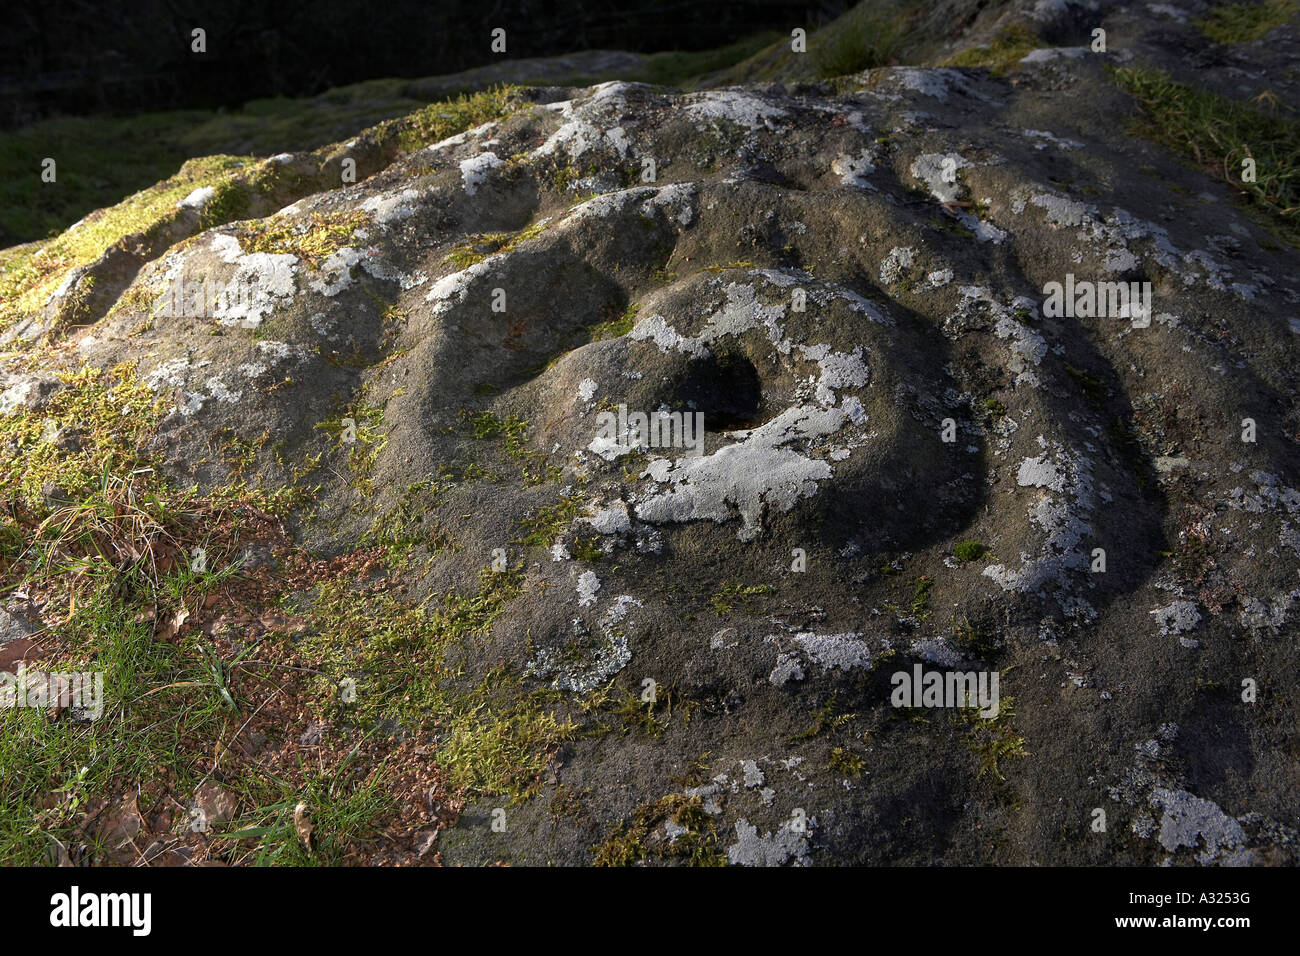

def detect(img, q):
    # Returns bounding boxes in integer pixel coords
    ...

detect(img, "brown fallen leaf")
[96,791,143,851]
[293,801,313,855]
[192,781,238,828]
[0,638,44,675]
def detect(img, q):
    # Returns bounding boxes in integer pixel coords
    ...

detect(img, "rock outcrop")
[2,0,1297,865]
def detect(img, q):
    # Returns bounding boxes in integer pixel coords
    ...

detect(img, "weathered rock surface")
[3,1,1298,865]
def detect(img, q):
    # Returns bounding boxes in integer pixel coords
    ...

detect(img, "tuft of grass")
[813,1,919,78]
[218,753,395,866]
[1197,0,1298,43]
[1112,66,1300,246]
[943,24,1040,75]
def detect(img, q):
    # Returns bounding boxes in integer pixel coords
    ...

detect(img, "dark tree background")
[1,0,847,126]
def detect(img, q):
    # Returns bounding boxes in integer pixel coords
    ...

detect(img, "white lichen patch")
[1149,787,1249,865]
[727,817,811,866]
[833,149,877,188]
[791,632,874,671]
[683,90,787,130]
[576,570,601,607]
[204,234,299,328]
[1150,600,1202,643]
[459,152,504,195]
[581,500,631,535]
[878,246,916,285]
[176,186,215,210]
[910,153,971,204]
[629,281,786,360]
[635,399,866,540]
[984,436,1097,603]
[796,344,870,406]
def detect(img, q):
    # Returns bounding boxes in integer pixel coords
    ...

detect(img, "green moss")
[1198,0,1298,43]
[570,535,604,562]
[982,397,1007,418]
[942,24,1039,75]
[1112,66,1300,247]
[958,695,1028,781]
[589,303,639,341]
[952,540,987,562]
[0,363,162,505]
[444,221,547,269]
[0,155,252,332]
[711,582,777,615]
[362,479,453,563]
[462,410,560,486]
[592,793,726,866]
[388,85,518,153]
[951,614,999,659]
[515,496,583,548]
[439,681,577,799]
[908,576,932,619]
[791,692,858,741]
[236,209,370,269]
[829,746,866,777]
[315,398,387,491]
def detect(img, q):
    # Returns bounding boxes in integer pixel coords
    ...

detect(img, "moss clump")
[462,410,559,486]
[1198,0,1298,43]
[438,682,577,799]
[592,793,726,866]
[0,155,252,332]
[908,576,932,619]
[952,540,987,562]
[515,496,583,548]
[589,303,639,341]
[711,582,777,615]
[444,222,547,270]
[236,209,370,269]
[952,614,999,659]
[316,399,387,491]
[829,747,866,776]
[0,363,162,505]
[959,696,1028,781]
[943,24,1039,75]
[982,397,1006,418]
[1112,66,1300,247]
[388,86,518,153]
